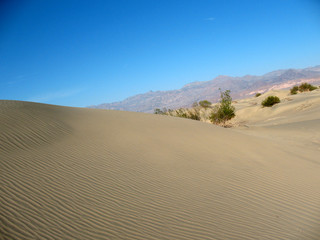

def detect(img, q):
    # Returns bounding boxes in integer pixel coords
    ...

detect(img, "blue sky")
[1,0,320,107]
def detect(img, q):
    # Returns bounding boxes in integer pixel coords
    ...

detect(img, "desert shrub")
[199,100,212,108]
[187,109,201,120]
[167,109,174,114]
[175,108,200,120]
[175,108,188,118]
[298,83,317,92]
[261,96,280,107]
[154,108,169,114]
[290,83,317,95]
[255,93,262,97]
[209,89,235,125]
[154,108,164,114]
[290,86,299,95]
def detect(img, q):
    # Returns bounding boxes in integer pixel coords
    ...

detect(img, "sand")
[1,91,320,239]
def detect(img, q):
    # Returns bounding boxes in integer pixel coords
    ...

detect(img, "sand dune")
[231,89,320,152]
[1,96,320,239]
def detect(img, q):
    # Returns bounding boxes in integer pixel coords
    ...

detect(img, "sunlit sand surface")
[1,91,320,239]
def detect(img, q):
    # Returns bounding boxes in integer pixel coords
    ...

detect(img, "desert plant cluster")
[154,89,236,127]
[154,84,318,126]
[261,96,280,107]
[198,100,212,108]
[209,90,235,125]
[290,83,317,95]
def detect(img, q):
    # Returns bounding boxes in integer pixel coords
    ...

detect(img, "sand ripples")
[1,101,320,239]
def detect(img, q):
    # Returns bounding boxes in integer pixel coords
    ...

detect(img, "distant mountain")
[90,65,320,112]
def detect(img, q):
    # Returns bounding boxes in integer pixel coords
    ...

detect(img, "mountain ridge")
[90,65,320,112]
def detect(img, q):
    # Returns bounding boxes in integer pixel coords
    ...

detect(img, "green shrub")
[154,108,164,114]
[188,109,201,120]
[154,108,170,114]
[298,83,317,92]
[209,89,235,125]
[255,93,262,97]
[199,100,212,108]
[290,86,299,95]
[290,83,317,95]
[261,96,280,107]
[175,109,187,118]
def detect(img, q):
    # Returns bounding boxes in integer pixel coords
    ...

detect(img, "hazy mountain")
[90,65,320,112]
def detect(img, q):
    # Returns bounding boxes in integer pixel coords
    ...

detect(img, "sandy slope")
[1,98,320,239]
[231,89,320,152]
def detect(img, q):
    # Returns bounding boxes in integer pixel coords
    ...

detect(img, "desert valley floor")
[1,89,320,239]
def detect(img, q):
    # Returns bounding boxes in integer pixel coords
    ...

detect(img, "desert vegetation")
[290,83,317,95]
[261,96,280,107]
[209,89,235,126]
[154,98,213,121]
[290,86,299,95]
[154,90,235,126]
[298,83,317,91]
[198,100,212,108]
[255,93,262,97]
[154,108,166,114]
[154,107,201,121]
[175,108,201,120]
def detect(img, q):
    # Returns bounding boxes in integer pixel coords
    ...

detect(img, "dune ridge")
[1,97,320,239]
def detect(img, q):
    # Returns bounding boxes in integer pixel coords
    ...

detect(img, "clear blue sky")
[1,0,320,107]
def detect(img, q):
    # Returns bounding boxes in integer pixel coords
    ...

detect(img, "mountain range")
[90,65,320,112]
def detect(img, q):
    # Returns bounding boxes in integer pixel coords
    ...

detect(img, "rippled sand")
[1,94,320,239]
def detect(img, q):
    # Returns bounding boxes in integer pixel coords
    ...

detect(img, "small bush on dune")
[155,105,201,121]
[175,108,200,120]
[175,108,188,118]
[261,96,280,107]
[255,93,262,97]
[209,89,235,125]
[154,108,165,114]
[298,83,317,92]
[199,100,212,108]
[154,108,173,115]
[290,86,299,95]
[188,109,201,120]
[290,83,317,95]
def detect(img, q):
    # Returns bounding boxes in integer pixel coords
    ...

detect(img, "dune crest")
[1,96,320,239]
